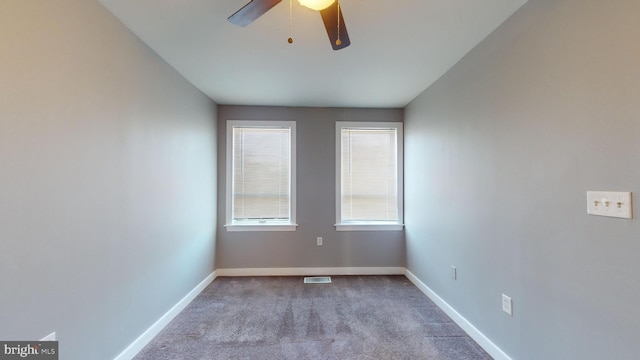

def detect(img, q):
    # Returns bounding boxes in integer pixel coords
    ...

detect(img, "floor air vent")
[304,276,331,284]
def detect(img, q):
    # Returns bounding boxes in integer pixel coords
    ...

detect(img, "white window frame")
[335,121,404,231]
[225,120,297,232]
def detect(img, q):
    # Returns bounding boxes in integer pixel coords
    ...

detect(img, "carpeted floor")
[134,276,492,360]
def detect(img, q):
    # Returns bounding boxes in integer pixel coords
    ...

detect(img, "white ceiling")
[99,0,527,108]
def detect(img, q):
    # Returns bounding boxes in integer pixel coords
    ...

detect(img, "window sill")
[225,224,298,232]
[334,223,404,232]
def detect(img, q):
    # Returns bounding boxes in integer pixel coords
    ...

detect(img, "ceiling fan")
[228,0,351,50]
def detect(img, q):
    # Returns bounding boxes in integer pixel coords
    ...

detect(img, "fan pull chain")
[288,0,294,44]
[335,0,342,46]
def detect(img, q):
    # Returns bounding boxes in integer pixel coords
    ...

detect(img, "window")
[335,122,403,231]
[226,120,297,231]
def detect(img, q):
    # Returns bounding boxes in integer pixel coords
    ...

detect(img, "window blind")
[340,127,398,222]
[232,126,291,222]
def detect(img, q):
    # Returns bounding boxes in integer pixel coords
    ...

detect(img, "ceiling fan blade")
[320,2,350,50]
[228,0,282,27]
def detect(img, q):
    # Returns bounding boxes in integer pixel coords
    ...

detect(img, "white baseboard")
[216,267,405,277]
[40,332,56,341]
[114,271,217,360]
[404,269,512,360]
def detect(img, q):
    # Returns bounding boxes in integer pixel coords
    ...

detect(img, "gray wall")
[0,1,217,359]
[404,0,640,359]
[217,106,404,269]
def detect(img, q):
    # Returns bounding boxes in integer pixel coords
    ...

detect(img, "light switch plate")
[586,191,632,219]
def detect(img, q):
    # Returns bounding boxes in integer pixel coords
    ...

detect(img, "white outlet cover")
[586,191,632,219]
[502,294,513,316]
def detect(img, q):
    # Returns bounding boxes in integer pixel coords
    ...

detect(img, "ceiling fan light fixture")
[298,0,335,11]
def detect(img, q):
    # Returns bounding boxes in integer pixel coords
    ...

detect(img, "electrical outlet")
[502,294,513,316]
[451,266,457,280]
[316,237,323,246]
